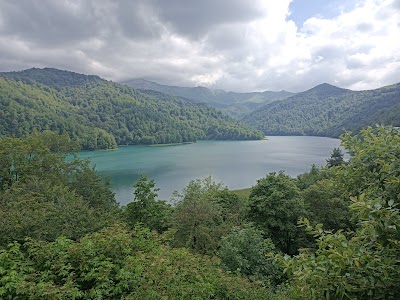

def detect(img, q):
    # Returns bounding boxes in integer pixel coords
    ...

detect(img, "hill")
[243,82,400,137]
[122,78,294,118]
[0,68,264,150]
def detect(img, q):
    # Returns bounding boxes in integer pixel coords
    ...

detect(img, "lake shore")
[78,136,343,204]
[148,142,194,147]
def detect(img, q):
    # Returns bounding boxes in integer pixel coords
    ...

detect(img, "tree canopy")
[1,126,400,299]
[280,126,400,299]
[244,82,400,137]
[0,68,264,150]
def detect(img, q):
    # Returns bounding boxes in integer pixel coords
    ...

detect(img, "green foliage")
[0,133,118,246]
[279,126,400,299]
[244,82,400,137]
[133,175,160,202]
[326,147,345,167]
[124,175,172,232]
[124,78,294,118]
[0,131,74,191]
[231,187,252,200]
[0,225,273,299]
[218,224,284,284]
[0,179,110,246]
[338,126,400,202]
[296,164,327,190]
[298,159,352,232]
[248,172,307,255]
[171,177,244,254]
[301,179,353,231]
[0,68,264,150]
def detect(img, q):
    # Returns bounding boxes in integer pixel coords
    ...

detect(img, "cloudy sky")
[0,0,399,92]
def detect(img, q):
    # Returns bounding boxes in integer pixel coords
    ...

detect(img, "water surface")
[78,136,343,205]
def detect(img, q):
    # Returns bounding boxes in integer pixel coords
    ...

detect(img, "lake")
[78,136,343,205]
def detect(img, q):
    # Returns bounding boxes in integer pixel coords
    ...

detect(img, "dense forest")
[1,125,399,299]
[123,78,400,134]
[0,68,264,150]
[123,78,294,118]
[243,82,400,136]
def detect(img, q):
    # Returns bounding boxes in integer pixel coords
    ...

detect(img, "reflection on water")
[78,136,343,205]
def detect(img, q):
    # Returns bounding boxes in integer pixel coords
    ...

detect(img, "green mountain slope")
[0,68,264,150]
[243,83,400,137]
[122,78,294,118]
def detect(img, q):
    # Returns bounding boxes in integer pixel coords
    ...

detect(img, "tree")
[0,178,110,245]
[338,126,400,201]
[218,224,284,285]
[0,225,273,299]
[248,171,307,255]
[210,189,244,224]
[301,179,353,231]
[297,164,327,190]
[171,177,242,254]
[0,132,118,246]
[326,147,344,167]
[124,175,171,232]
[280,126,400,299]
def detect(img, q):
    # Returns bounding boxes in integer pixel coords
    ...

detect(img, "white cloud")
[0,0,399,92]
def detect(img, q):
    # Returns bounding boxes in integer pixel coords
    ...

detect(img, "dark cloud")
[392,0,400,10]
[356,22,373,32]
[0,0,399,92]
[115,1,165,40]
[0,0,107,46]
[205,24,247,51]
[313,45,345,60]
[149,0,265,39]
[346,57,366,69]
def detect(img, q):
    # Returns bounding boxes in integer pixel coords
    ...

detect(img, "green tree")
[0,70,264,150]
[0,225,273,299]
[210,189,244,224]
[171,177,242,254]
[218,224,284,284]
[301,179,353,231]
[338,126,400,201]
[280,126,400,299]
[326,147,345,167]
[248,171,307,255]
[124,175,172,232]
[296,164,327,190]
[0,178,110,245]
[0,132,118,246]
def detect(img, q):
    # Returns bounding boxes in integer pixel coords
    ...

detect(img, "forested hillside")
[123,78,294,118]
[0,68,264,150]
[243,82,400,136]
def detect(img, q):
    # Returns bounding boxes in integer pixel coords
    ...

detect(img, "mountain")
[243,82,400,137]
[121,78,294,118]
[0,68,264,150]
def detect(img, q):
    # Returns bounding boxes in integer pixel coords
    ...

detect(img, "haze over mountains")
[124,77,400,137]
[122,78,294,118]
[1,67,399,147]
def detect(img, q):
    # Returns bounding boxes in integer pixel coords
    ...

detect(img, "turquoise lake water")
[78,136,343,205]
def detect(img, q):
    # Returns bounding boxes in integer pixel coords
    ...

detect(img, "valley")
[1,1,400,298]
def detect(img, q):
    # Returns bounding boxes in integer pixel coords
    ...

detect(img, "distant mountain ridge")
[121,78,294,118]
[2,67,105,88]
[0,68,264,150]
[3,68,398,142]
[243,82,400,137]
